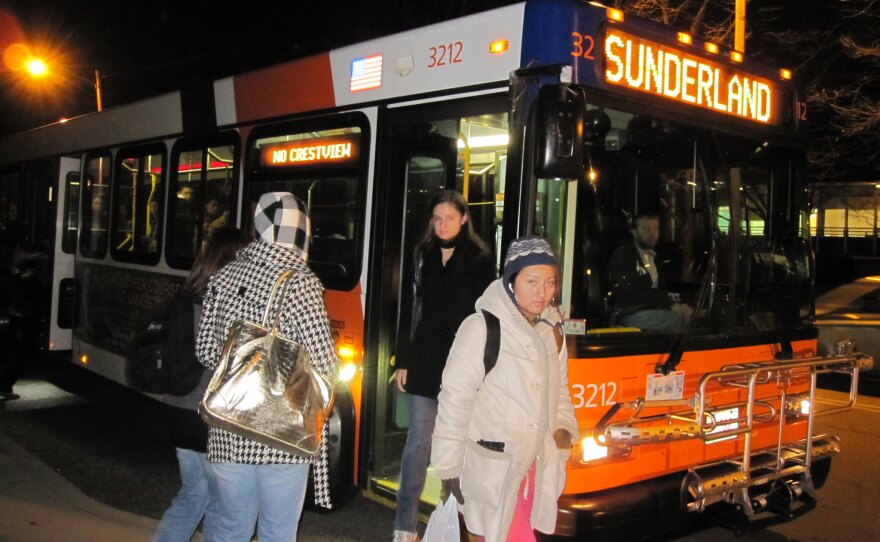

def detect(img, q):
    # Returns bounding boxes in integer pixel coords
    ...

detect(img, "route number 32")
[570,32,595,60]
[571,382,617,408]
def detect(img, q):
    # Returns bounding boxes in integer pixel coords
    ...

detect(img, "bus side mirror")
[536,85,584,179]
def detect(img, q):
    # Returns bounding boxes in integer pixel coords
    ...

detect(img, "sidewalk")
[0,377,161,542]
[0,429,159,541]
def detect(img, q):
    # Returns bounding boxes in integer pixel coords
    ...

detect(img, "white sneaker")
[392,530,419,542]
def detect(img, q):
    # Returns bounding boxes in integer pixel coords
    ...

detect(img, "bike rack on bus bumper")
[594,353,873,516]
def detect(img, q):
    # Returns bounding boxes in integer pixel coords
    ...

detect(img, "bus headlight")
[785,395,812,417]
[579,435,609,463]
[338,362,358,382]
[336,345,360,382]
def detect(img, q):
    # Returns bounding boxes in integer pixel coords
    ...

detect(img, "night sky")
[0,0,517,137]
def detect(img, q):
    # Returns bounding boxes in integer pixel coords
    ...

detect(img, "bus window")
[247,122,366,290]
[18,160,55,251]
[535,105,810,336]
[62,171,81,254]
[111,146,165,263]
[80,153,111,258]
[168,138,237,268]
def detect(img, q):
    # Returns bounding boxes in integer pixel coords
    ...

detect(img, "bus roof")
[0,0,798,165]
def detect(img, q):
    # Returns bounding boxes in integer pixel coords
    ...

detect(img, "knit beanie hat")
[254,192,310,260]
[502,235,558,288]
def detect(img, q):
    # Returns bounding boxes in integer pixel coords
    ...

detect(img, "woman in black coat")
[392,189,494,542]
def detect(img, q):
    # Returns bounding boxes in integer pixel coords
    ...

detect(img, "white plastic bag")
[422,497,461,542]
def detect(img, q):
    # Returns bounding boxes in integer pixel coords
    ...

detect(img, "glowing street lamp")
[26,58,47,77]
[25,55,103,112]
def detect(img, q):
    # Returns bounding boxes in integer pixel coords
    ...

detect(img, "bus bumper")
[554,442,835,540]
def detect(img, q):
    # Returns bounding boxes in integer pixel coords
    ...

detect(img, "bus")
[0,0,870,538]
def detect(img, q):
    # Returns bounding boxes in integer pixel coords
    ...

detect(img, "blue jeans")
[211,462,310,542]
[154,448,219,542]
[394,394,439,533]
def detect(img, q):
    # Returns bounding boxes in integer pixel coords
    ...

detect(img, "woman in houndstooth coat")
[196,192,338,541]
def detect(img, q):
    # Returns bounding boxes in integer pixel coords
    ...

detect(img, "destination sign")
[603,29,778,125]
[260,136,360,168]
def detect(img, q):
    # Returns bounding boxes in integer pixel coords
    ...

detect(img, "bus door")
[50,157,80,351]
[368,95,509,505]
[8,157,78,353]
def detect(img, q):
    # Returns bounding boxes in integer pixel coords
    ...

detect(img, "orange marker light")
[730,50,744,63]
[489,40,509,54]
[677,32,692,45]
[704,42,719,54]
[780,68,792,80]
[80,354,89,364]
[607,8,624,22]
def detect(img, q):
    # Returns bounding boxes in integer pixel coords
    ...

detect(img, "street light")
[25,55,103,112]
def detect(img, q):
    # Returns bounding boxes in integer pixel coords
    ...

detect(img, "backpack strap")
[481,309,500,378]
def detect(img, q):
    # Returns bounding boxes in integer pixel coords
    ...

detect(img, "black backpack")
[482,310,500,377]
[126,289,204,395]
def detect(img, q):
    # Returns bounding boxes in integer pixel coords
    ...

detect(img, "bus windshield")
[535,103,812,338]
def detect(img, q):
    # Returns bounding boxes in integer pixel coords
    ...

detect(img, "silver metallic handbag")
[199,270,335,458]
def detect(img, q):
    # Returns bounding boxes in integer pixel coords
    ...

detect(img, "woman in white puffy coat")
[431,236,579,542]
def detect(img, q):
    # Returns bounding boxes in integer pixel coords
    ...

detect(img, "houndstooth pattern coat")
[196,240,339,508]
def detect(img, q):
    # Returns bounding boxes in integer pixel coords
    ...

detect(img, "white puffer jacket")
[431,279,579,542]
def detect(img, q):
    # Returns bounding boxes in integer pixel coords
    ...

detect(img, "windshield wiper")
[656,145,718,375]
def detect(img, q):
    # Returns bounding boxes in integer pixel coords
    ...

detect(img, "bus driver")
[607,212,693,334]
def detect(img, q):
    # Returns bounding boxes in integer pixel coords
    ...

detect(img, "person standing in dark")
[154,227,249,542]
[0,248,48,402]
[392,189,494,542]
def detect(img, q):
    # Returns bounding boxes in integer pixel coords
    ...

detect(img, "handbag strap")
[260,270,296,333]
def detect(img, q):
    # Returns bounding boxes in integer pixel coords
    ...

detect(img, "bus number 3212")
[571,382,617,409]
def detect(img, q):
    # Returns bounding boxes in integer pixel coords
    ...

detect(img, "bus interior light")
[607,8,624,22]
[489,40,509,54]
[677,32,692,45]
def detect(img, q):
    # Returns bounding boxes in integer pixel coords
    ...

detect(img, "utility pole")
[94,69,102,112]
[735,0,746,52]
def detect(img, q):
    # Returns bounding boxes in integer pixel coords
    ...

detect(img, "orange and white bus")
[0,0,869,537]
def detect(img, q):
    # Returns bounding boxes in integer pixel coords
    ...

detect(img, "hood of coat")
[238,238,312,276]
[475,279,562,334]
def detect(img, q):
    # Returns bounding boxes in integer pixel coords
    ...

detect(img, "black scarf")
[435,233,461,249]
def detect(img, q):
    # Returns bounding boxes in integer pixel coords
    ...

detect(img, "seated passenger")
[607,212,692,333]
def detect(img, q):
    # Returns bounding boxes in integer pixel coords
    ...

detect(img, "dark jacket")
[163,294,210,453]
[607,241,674,316]
[397,239,494,398]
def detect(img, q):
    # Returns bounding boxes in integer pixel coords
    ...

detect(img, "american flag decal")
[350,55,383,92]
